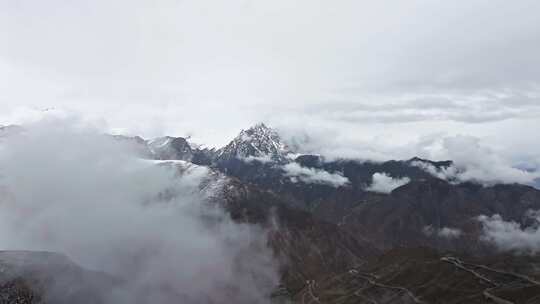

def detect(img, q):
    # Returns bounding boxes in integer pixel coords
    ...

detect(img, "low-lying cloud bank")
[0,119,278,303]
[478,210,540,254]
[282,163,349,187]
[366,173,410,193]
[418,136,539,186]
[278,122,540,189]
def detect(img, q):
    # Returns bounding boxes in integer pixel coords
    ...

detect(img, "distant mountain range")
[2,123,540,303]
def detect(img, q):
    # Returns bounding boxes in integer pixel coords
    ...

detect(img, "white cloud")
[366,172,410,193]
[411,160,459,181]
[413,135,540,186]
[423,226,462,239]
[282,163,349,187]
[242,154,273,164]
[438,227,462,238]
[478,211,540,254]
[0,119,278,303]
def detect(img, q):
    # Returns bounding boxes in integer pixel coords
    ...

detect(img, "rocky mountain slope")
[134,123,540,254]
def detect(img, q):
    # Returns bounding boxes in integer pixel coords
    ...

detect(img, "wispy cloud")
[366,172,410,193]
[423,226,462,238]
[282,163,349,187]
[478,210,540,254]
[242,154,274,164]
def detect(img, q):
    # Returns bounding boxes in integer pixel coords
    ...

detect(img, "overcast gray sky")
[1,0,540,168]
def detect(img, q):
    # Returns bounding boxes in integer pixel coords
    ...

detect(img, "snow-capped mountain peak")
[217,123,290,162]
[147,136,193,161]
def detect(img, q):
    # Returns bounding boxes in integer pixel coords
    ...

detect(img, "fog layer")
[0,119,278,303]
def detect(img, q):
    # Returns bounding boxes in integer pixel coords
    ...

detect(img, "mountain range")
[2,123,540,303]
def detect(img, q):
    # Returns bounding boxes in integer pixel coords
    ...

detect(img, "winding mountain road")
[441,256,540,304]
[352,272,426,304]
